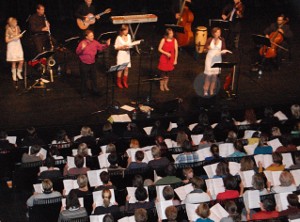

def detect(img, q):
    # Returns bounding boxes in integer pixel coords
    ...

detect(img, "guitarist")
[221,0,244,50]
[75,0,100,33]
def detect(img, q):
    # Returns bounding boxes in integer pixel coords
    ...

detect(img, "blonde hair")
[196,203,210,219]
[77,143,89,156]
[6,17,17,30]
[77,175,88,188]
[291,104,300,119]
[280,171,294,186]
[80,126,93,136]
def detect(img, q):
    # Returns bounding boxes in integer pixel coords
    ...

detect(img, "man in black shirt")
[29,4,53,54]
[75,0,100,33]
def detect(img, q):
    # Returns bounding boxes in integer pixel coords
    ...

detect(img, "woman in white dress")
[203,27,228,96]
[5,17,24,82]
[114,24,132,89]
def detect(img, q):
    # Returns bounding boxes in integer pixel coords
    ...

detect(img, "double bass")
[259,18,289,58]
[176,0,194,47]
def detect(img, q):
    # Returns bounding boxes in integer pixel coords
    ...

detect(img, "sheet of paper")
[110,114,132,123]
[243,190,260,209]
[243,130,257,139]
[155,200,173,220]
[267,138,283,152]
[33,183,43,193]
[282,152,294,168]
[191,134,203,146]
[264,171,282,186]
[87,169,108,187]
[196,146,212,161]
[143,126,152,136]
[168,122,178,131]
[290,169,300,186]
[90,215,106,222]
[164,139,173,148]
[63,179,79,195]
[126,187,149,203]
[189,123,198,131]
[240,170,255,188]
[185,203,199,221]
[73,135,82,141]
[174,183,193,201]
[203,162,218,178]
[67,156,86,169]
[7,136,17,144]
[205,178,225,197]
[117,216,135,222]
[229,162,241,176]
[274,111,288,121]
[209,203,229,222]
[275,192,292,211]
[120,105,135,112]
[219,143,235,157]
[98,153,110,168]
[39,166,48,173]
[254,154,272,168]
[156,185,167,202]
[211,123,218,129]
[244,143,258,155]
[72,148,92,156]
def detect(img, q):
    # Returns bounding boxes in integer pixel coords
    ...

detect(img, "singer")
[29,4,53,54]
[158,28,178,91]
[76,29,111,99]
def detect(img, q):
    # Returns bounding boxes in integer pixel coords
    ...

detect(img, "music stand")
[165,24,185,33]
[209,19,229,30]
[252,34,271,47]
[211,62,238,99]
[105,62,129,110]
[97,31,117,42]
[142,77,164,105]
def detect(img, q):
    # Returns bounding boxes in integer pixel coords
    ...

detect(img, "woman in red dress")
[158,28,178,91]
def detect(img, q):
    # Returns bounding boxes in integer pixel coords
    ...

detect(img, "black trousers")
[31,34,53,55]
[79,62,99,95]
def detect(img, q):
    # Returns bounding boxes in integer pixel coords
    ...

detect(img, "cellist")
[264,14,293,62]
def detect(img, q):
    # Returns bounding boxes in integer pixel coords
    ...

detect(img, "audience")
[195,203,214,222]
[175,140,199,163]
[70,175,91,197]
[63,155,90,176]
[127,151,148,170]
[216,176,239,200]
[220,201,241,222]
[148,146,170,171]
[93,188,120,218]
[279,193,300,217]
[94,171,116,191]
[125,187,154,214]
[39,156,62,180]
[184,177,211,204]
[271,171,297,193]
[246,198,279,220]
[165,206,178,222]
[22,145,43,163]
[214,162,231,178]
[155,164,182,185]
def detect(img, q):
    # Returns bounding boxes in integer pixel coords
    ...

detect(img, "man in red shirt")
[76,29,110,99]
[247,199,279,221]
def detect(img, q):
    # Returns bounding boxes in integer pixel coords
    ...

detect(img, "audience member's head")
[201,128,215,143]
[77,175,88,188]
[272,152,283,165]
[291,104,300,119]
[74,155,84,169]
[216,162,230,177]
[279,171,295,186]
[100,171,110,185]
[66,189,80,210]
[182,167,194,180]
[224,200,240,221]
[234,140,245,153]
[240,156,255,171]
[55,129,68,141]
[162,186,175,201]
[106,143,116,153]
[261,199,276,212]
[42,179,53,193]
[190,176,205,190]
[198,111,209,125]
[252,173,266,191]
[130,139,140,148]
[165,164,176,177]
[135,187,148,202]
[259,134,269,146]
[108,153,119,167]
[245,108,257,124]
[264,106,274,118]
[103,122,113,133]
[224,175,237,190]
[271,127,282,137]
[176,131,188,146]
[31,145,41,155]
[135,151,145,162]
[182,140,193,152]
[195,203,210,219]
[165,206,178,222]
[103,214,114,222]
[0,131,7,140]
[26,126,38,138]
[134,208,148,222]
[45,156,55,168]
[77,143,89,156]
[102,188,112,207]
[227,130,237,143]
[132,175,144,187]
[210,144,219,158]
[80,126,93,137]
[287,194,300,207]
[151,146,161,159]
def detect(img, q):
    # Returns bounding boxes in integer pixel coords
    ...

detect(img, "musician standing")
[75,0,100,32]
[221,0,244,49]
[157,28,178,91]
[76,30,110,99]
[29,4,53,54]
[264,14,293,62]
[114,24,132,89]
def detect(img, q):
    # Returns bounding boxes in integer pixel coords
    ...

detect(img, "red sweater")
[252,211,279,220]
[216,190,239,200]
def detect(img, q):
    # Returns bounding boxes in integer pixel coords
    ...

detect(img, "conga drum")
[195,26,207,53]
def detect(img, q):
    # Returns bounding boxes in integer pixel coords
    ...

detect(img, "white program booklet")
[63,179,79,195]
[275,192,292,211]
[203,162,218,178]
[87,169,108,187]
[196,147,212,161]
[120,105,135,112]
[109,114,131,123]
[156,185,168,202]
[118,216,135,222]
[274,111,288,121]
[205,178,225,197]
[228,162,241,176]
[290,169,300,186]
[189,123,198,131]
[89,215,106,222]
[243,130,259,139]
[93,189,116,207]
[98,153,110,168]
[263,171,282,186]
[254,154,273,168]
[243,190,260,209]
[155,200,173,220]
[191,134,204,146]
[33,183,43,193]
[29,147,47,161]
[282,152,294,168]
[267,138,283,152]
[209,203,229,222]
[185,203,199,221]
[143,126,153,136]
[7,136,17,144]
[239,170,255,188]
[174,183,194,201]
[219,143,235,157]
[168,122,178,131]
[244,143,258,155]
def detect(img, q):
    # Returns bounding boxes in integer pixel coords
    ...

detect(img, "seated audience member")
[20,126,45,147]
[27,179,62,207]
[93,188,120,217]
[271,171,297,193]
[290,104,300,121]
[175,140,199,164]
[234,108,258,126]
[195,203,214,222]
[22,145,43,163]
[51,129,71,147]
[75,126,96,149]
[205,144,222,161]
[105,143,117,154]
[275,134,297,153]
[182,167,194,184]
[184,177,211,204]
[165,206,178,222]
[134,208,148,222]
[125,139,140,159]
[240,156,257,172]
[289,152,300,169]
[123,123,144,138]
[254,134,273,155]
[214,162,231,178]
[170,117,191,136]
[125,187,154,214]
[132,175,144,187]
[259,152,285,172]
[39,156,62,180]
[161,186,180,205]
[77,143,91,157]
[70,175,91,197]
[279,194,300,217]
[127,151,148,170]
[98,122,118,145]
[58,189,87,222]
[94,171,116,191]
[214,109,237,142]
[176,131,189,148]
[0,131,16,150]
[247,131,260,145]
[148,146,170,171]
[155,136,169,158]
[246,199,279,220]
[260,106,280,126]
[192,111,211,135]
[155,164,182,185]
[216,176,239,200]
[225,130,237,143]
[240,173,270,196]
[270,126,282,140]
[103,214,114,222]
[228,140,246,157]
[64,155,90,176]
[150,120,166,137]
[200,128,216,144]
[220,200,241,222]
[107,153,124,171]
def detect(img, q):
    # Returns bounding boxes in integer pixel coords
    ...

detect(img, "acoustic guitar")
[77,8,111,30]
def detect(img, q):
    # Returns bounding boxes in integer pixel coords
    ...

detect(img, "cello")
[176,0,194,47]
[259,18,289,58]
